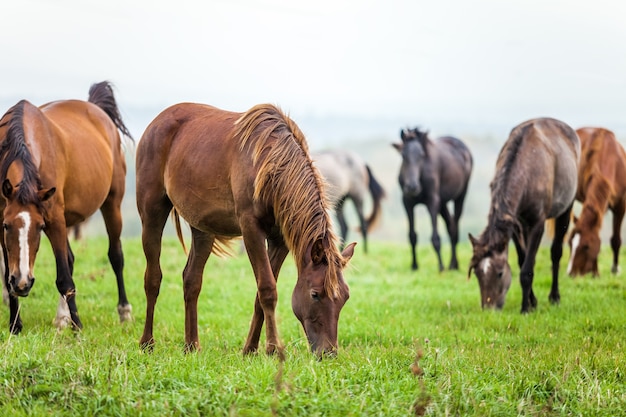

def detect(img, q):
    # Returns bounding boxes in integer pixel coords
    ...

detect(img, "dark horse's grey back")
[495,118,580,220]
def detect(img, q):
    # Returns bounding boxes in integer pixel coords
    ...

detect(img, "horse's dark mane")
[0,100,44,209]
[88,81,134,141]
[405,127,431,157]
[479,123,531,252]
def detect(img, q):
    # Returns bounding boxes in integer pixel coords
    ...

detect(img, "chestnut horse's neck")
[233,104,343,296]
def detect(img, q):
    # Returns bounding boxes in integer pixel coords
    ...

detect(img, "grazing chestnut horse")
[313,150,385,253]
[136,103,355,357]
[393,128,473,271]
[567,127,626,277]
[0,81,133,334]
[468,118,580,312]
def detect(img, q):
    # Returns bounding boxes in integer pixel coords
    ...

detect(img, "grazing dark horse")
[136,103,355,357]
[468,118,580,312]
[393,128,473,271]
[567,127,626,277]
[313,150,385,253]
[0,81,133,334]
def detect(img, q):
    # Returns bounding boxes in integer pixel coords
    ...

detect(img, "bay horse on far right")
[393,128,473,271]
[567,127,626,277]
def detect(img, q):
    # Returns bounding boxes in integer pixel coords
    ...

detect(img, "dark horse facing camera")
[468,117,580,313]
[393,128,473,272]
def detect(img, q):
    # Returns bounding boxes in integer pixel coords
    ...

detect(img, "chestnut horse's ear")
[311,239,326,265]
[341,242,356,266]
[572,215,578,225]
[38,187,56,202]
[2,179,14,200]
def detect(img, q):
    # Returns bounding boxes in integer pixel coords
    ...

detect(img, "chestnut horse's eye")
[311,291,320,301]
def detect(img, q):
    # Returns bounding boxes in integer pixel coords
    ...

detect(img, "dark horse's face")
[292,240,355,357]
[567,226,600,277]
[468,234,512,309]
[393,129,427,197]
[1,179,55,297]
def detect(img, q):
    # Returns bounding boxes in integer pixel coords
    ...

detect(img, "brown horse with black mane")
[468,118,580,313]
[136,103,355,357]
[0,81,133,334]
[567,127,626,277]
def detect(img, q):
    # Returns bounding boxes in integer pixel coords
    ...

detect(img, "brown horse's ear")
[341,242,356,266]
[311,239,326,265]
[572,215,578,225]
[468,233,478,247]
[2,179,14,200]
[38,187,56,202]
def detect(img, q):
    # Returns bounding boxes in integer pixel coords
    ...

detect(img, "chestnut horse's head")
[292,238,354,357]
[567,219,601,277]
[1,179,55,297]
[468,233,512,309]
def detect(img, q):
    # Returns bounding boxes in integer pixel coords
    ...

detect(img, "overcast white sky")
[2,0,626,139]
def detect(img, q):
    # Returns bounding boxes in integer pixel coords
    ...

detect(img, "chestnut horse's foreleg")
[549,207,572,305]
[610,202,625,274]
[241,224,283,356]
[519,222,544,313]
[182,228,214,353]
[403,199,418,271]
[244,235,288,355]
[100,199,132,322]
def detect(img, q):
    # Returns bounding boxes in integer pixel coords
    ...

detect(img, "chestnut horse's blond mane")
[233,104,342,296]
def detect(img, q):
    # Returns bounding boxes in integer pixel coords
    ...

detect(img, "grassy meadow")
[0,236,625,416]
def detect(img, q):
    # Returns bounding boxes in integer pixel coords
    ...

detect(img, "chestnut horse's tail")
[87,81,134,140]
[364,165,386,230]
[172,209,188,255]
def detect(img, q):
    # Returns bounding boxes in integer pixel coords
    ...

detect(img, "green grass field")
[0,236,625,416]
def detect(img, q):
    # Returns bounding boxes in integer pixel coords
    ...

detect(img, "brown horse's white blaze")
[0,81,133,335]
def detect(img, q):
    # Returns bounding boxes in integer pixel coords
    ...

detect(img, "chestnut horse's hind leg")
[182,228,214,353]
[243,234,288,355]
[138,198,172,351]
[610,202,625,274]
[100,198,132,322]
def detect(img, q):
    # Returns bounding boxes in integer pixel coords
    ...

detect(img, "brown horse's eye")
[311,291,320,301]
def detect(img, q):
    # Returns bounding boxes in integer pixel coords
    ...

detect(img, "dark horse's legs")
[549,206,573,305]
[182,227,214,352]
[403,200,418,270]
[335,197,349,251]
[243,233,288,355]
[350,195,368,254]
[138,196,172,351]
[427,197,444,272]
[519,221,544,313]
[439,205,458,270]
[610,202,625,274]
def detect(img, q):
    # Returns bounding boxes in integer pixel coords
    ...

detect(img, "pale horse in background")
[313,150,386,253]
